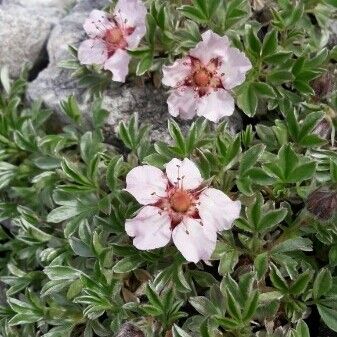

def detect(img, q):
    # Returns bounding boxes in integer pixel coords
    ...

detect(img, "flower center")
[193,68,211,87]
[105,27,124,45]
[170,190,192,213]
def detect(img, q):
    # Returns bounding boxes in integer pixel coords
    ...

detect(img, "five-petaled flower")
[124,158,241,263]
[78,0,147,82]
[162,30,252,123]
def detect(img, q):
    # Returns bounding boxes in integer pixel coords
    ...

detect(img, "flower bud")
[312,107,336,144]
[312,118,333,141]
[312,72,335,101]
[307,187,337,221]
[116,323,144,337]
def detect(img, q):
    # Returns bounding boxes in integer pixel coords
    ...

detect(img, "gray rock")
[2,0,74,9]
[0,3,67,78]
[27,0,242,142]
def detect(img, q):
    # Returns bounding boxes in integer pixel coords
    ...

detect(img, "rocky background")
[0,1,336,336]
[0,0,241,142]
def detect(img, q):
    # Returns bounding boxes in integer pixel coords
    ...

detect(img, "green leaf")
[329,245,337,267]
[237,83,258,117]
[92,99,109,128]
[269,264,288,292]
[272,237,313,253]
[47,205,81,223]
[246,27,261,56]
[289,270,312,295]
[258,208,287,231]
[264,51,292,64]
[313,269,332,300]
[293,320,310,337]
[330,160,337,183]
[106,156,124,191]
[44,266,81,281]
[168,119,186,154]
[8,313,42,326]
[261,30,278,57]
[226,289,242,320]
[179,5,207,22]
[0,66,11,94]
[289,162,316,183]
[267,70,294,84]
[243,291,259,321]
[60,96,81,123]
[264,144,316,183]
[136,54,153,76]
[189,297,218,316]
[217,244,239,274]
[69,238,93,257]
[239,144,265,176]
[253,82,276,98]
[254,253,268,280]
[214,316,239,329]
[113,256,142,273]
[317,305,337,332]
[172,325,193,337]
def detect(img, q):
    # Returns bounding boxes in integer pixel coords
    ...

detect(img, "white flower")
[124,158,241,263]
[162,30,252,122]
[78,0,147,82]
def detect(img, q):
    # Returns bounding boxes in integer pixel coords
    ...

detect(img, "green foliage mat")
[1,0,337,336]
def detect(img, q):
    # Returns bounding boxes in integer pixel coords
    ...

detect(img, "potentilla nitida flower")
[78,0,147,82]
[124,158,241,263]
[162,30,252,123]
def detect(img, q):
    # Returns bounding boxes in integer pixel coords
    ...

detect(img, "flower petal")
[125,165,168,205]
[167,87,198,120]
[196,89,234,122]
[172,218,216,263]
[220,47,252,89]
[125,25,147,48]
[190,30,230,65]
[198,188,241,232]
[83,9,114,38]
[104,49,131,82]
[78,39,108,65]
[114,0,147,28]
[162,57,192,88]
[125,206,171,250]
[165,158,203,190]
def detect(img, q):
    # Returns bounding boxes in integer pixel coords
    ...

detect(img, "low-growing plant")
[1,0,337,336]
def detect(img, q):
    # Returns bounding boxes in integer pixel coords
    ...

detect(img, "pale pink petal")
[78,39,108,65]
[104,49,131,82]
[83,9,114,38]
[198,188,241,232]
[189,30,230,65]
[125,206,171,250]
[125,25,147,48]
[162,57,192,88]
[167,87,198,120]
[196,89,234,122]
[165,158,203,190]
[114,0,147,28]
[172,218,216,263]
[125,165,168,205]
[220,47,252,89]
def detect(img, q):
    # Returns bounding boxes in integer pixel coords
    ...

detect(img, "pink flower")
[78,0,147,82]
[124,158,241,263]
[162,30,252,122]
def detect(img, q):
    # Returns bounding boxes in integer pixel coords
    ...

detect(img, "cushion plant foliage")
[1,0,337,336]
